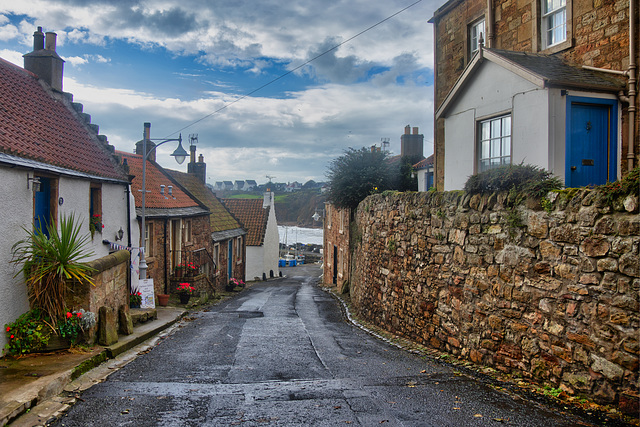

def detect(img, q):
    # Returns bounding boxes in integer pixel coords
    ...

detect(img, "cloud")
[63,75,432,182]
[0,48,22,66]
[63,53,110,67]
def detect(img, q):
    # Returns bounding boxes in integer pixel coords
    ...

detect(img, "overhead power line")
[167,0,424,137]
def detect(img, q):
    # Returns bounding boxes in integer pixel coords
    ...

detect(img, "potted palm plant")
[10,213,95,352]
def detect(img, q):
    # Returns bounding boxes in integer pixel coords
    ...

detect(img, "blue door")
[566,97,617,187]
[34,177,51,236]
[228,239,233,279]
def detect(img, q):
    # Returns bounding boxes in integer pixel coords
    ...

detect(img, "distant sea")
[278,226,323,246]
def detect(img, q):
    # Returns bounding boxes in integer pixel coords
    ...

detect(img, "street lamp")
[138,125,188,280]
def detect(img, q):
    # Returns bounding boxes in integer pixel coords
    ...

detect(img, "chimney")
[23,27,65,92]
[135,122,156,161]
[263,191,274,208]
[400,124,424,158]
[187,148,206,184]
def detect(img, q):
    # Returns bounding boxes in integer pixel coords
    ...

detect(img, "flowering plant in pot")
[226,278,245,292]
[130,288,142,308]
[177,282,195,304]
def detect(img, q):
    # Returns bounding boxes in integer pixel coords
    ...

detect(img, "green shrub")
[4,309,54,355]
[464,164,563,197]
[596,166,639,206]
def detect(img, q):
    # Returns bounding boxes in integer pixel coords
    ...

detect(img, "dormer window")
[469,18,485,58]
[542,0,566,48]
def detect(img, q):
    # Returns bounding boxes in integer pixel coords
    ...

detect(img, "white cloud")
[0,48,22,66]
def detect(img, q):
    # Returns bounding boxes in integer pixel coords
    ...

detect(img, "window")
[213,243,220,274]
[327,205,332,229]
[478,115,511,172]
[236,237,242,262]
[339,209,344,234]
[542,0,566,48]
[469,19,485,57]
[183,219,192,243]
[144,222,154,257]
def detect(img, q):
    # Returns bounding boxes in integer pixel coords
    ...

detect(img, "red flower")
[76,312,83,318]
[5,326,9,332]
[10,335,14,339]
[66,312,73,319]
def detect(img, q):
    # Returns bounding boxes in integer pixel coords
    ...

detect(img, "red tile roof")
[166,170,242,233]
[222,198,269,246]
[119,151,203,210]
[0,57,126,180]
[414,154,434,169]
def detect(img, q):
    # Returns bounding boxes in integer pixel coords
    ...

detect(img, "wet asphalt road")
[54,264,594,426]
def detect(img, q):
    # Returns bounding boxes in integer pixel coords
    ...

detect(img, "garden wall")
[350,190,639,412]
[66,249,129,329]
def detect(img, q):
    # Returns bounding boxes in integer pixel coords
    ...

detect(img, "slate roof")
[437,48,626,119]
[222,198,269,247]
[166,170,244,237]
[0,57,127,181]
[489,49,625,91]
[118,151,208,217]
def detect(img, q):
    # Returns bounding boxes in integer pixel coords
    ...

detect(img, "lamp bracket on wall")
[27,174,41,192]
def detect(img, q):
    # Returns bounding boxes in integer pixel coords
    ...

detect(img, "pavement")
[0,306,187,426]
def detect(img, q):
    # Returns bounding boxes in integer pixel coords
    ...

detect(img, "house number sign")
[58,197,64,205]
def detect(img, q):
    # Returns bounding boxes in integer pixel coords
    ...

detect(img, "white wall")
[262,201,280,278]
[0,168,33,350]
[443,61,623,190]
[246,246,263,281]
[443,61,546,190]
[0,169,135,350]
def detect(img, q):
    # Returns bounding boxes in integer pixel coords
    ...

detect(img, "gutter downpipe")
[125,183,132,293]
[581,0,637,174]
[627,0,637,172]
[486,0,494,48]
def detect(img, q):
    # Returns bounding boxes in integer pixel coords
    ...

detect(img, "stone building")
[120,128,214,297]
[322,204,351,293]
[429,0,638,190]
[0,28,136,349]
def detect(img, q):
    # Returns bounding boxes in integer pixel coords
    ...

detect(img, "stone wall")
[66,249,130,338]
[350,190,639,411]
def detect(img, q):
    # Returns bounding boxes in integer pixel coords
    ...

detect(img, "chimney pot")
[198,154,204,163]
[413,127,419,135]
[33,27,44,50]
[405,125,411,135]
[160,185,165,194]
[45,32,57,51]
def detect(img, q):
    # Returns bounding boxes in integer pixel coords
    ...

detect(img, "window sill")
[540,39,572,55]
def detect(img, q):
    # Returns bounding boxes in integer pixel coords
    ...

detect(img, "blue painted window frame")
[565,95,618,185]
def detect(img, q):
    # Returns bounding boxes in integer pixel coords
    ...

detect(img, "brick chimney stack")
[23,27,65,92]
[135,122,156,161]
[400,124,424,158]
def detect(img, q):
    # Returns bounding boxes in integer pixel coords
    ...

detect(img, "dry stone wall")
[350,190,639,411]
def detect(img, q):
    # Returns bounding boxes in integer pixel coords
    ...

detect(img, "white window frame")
[477,114,512,173]
[236,236,243,263]
[144,222,154,258]
[213,243,220,276]
[541,0,566,49]
[469,18,485,57]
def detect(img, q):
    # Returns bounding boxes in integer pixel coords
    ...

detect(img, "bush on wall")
[464,163,563,197]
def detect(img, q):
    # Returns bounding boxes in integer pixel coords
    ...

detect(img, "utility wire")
[167,0,423,137]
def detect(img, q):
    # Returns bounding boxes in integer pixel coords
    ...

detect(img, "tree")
[326,147,392,211]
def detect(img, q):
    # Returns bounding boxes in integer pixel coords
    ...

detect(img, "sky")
[0,0,439,185]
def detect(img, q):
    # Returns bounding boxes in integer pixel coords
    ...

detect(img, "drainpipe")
[125,183,132,292]
[626,0,637,172]
[486,0,494,48]
[164,218,169,294]
[581,0,637,174]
